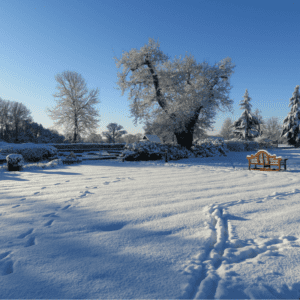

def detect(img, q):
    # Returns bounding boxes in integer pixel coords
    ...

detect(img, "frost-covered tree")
[256,116,284,143]
[230,89,262,141]
[280,85,300,147]
[46,71,101,143]
[142,100,214,145]
[122,133,143,144]
[114,38,235,150]
[102,123,127,144]
[218,117,235,140]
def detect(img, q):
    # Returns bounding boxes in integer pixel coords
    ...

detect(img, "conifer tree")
[280,85,300,147]
[230,89,262,141]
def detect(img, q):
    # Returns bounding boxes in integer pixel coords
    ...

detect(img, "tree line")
[1,38,299,148]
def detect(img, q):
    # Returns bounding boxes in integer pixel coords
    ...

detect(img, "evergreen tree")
[280,85,300,147]
[230,89,262,141]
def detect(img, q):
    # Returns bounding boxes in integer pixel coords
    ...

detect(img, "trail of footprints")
[180,202,300,299]
[1,176,133,276]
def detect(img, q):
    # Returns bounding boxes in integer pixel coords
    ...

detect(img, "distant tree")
[102,123,127,144]
[8,101,33,143]
[0,98,15,142]
[46,71,101,143]
[115,38,235,151]
[230,89,262,141]
[256,117,282,143]
[280,85,300,147]
[218,117,235,140]
[17,120,65,144]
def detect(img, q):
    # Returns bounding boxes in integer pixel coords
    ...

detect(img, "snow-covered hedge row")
[119,138,229,162]
[0,142,58,162]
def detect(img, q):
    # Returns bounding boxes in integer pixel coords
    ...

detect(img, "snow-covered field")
[1,145,300,299]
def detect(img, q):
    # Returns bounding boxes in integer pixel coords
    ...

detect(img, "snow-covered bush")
[62,151,82,164]
[6,154,25,167]
[0,143,58,163]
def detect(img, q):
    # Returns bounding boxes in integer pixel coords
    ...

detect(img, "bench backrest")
[246,150,282,165]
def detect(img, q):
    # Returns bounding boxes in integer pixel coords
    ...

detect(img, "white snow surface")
[1,145,300,299]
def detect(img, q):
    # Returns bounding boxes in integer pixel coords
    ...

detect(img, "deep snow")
[1,145,300,298]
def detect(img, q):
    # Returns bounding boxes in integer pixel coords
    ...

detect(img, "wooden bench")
[246,150,288,171]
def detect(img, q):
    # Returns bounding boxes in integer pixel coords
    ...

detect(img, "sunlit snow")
[1,145,300,298]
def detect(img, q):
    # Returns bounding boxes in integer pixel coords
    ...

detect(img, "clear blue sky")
[1,0,299,138]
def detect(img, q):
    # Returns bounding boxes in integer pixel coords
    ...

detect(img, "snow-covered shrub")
[62,151,82,164]
[6,154,25,167]
[224,139,246,152]
[0,143,59,163]
[253,137,277,149]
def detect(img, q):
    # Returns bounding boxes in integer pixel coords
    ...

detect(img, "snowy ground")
[1,145,300,298]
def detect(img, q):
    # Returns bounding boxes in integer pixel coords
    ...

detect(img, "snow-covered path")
[1,146,300,298]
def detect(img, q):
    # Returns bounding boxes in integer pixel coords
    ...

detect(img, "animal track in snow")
[17,228,34,239]
[33,192,40,196]
[180,204,300,299]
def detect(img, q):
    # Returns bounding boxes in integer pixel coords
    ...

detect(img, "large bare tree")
[114,38,235,150]
[46,71,101,143]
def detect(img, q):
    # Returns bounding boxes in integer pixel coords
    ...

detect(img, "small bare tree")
[46,71,101,143]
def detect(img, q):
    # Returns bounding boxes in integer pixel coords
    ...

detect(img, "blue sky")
[1,0,299,138]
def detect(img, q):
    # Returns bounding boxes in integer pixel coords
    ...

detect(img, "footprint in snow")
[78,190,94,198]
[54,183,60,186]
[0,258,14,276]
[0,251,11,260]
[33,192,40,195]
[41,187,46,190]
[43,213,58,218]
[17,228,34,239]
[61,205,71,210]
[19,198,26,201]
[44,219,54,227]
[12,205,20,208]
[24,236,35,247]
[180,204,300,299]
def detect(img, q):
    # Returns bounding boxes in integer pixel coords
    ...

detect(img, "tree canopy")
[114,38,235,150]
[46,71,101,143]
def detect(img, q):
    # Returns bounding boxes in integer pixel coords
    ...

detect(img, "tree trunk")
[174,130,194,150]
